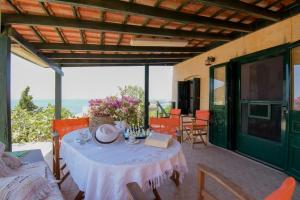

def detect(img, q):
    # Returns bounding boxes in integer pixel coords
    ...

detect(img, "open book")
[144,132,172,148]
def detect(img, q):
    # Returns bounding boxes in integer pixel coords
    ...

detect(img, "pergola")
[0,0,299,150]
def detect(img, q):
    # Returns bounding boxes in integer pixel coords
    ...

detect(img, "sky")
[11,54,174,100]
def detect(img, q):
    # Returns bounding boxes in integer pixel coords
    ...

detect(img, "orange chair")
[52,117,90,140]
[149,117,180,138]
[183,110,210,147]
[169,108,181,119]
[149,117,162,133]
[52,118,89,182]
[160,118,180,138]
[264,177,296,200]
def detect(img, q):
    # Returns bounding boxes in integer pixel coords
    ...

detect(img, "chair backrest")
[149,117,162,132]
[195,110,210,126]
[196,110,210,120]
[198,163,256,200]
[264,177,296,200]
[170,109,181,119]
[52,117,89,139]
[149,117,180,137]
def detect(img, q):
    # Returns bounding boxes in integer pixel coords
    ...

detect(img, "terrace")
[1,0,300,199]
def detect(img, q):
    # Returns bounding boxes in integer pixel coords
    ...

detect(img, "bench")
[5,149,64,200]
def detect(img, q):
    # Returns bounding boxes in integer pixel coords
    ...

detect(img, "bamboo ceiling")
[0,0,299,67]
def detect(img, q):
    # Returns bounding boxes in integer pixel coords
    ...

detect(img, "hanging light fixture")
[130,38,188,47]
[205,56,216,66]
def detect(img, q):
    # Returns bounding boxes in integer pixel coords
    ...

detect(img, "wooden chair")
[169,108,181,119]
[183,110,210,148]
[149,117,163,133]
[198,163,296,200]
[149,117,180,138]
[198,163,255,200]
[52,117,89,200]
[264,177,296,200]
[126,163,296,200]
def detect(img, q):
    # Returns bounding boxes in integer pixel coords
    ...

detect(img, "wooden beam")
[53,59,184,64]
[3,14,232,41]
[7,28,64,75]
[34,43,206,53]
[0,34,12,151]
[196,0,281,22]
[60,63,177,67]
[45,53,196,59]
[39,0,253,32]
[100,11,105,45]
[142,0,164,30]
[281,2,300,18]
[39,2,68,44]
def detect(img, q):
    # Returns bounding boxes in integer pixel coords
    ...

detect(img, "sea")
[11,99,89,115]
[11,99,172,115]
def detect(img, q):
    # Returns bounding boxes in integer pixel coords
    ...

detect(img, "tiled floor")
[56,143,300,200]
[14,142,300,200]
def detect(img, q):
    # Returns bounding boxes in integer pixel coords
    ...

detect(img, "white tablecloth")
[61,128,188,200]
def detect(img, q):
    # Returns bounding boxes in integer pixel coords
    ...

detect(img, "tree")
[118,85,144,101]
[12,86,74,143]
[18,86,38,111]
[12,104,73,143]
[118,85,145,125]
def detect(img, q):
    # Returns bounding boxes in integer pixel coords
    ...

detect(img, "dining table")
[61,128,188,200]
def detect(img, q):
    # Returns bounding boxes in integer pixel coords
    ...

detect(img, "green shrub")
[12,104,73,143]
[18,86,38,112]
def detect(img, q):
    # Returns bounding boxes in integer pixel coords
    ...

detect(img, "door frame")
[286,40,300,179]
[229,44,290,170]
[208,42,300,177]
[209,63,229,148]
[288,40,300,108]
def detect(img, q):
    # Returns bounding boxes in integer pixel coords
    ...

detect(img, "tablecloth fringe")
[142,165,186,191]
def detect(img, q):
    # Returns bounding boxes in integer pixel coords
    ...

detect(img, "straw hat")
[92,124,120,144]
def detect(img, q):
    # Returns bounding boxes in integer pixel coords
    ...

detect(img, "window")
[213,66,225,106]
[292,46,300,111]
[241,56,283,101]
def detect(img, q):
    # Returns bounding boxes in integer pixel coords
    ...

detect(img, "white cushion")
[0,142,14,177]
[0,159,13,177]
[0,175,56,200]
[2,153,22,169]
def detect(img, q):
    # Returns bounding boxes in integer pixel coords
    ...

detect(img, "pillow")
[0,158,13,177]
[0,175,55,200]
[2,153,22,169]
[0,142,22,176]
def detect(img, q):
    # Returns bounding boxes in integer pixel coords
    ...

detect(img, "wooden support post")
[55,67,62,120]
[199,171,205,200]
[0,34,12,151]
[144,65,149,128]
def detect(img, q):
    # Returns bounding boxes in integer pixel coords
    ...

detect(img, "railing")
[149,101,175,118]
[156,101,169,118]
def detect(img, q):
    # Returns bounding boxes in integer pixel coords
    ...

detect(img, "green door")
[287,45,300,179]
[235,52,289,169]
[209,64,228,148]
